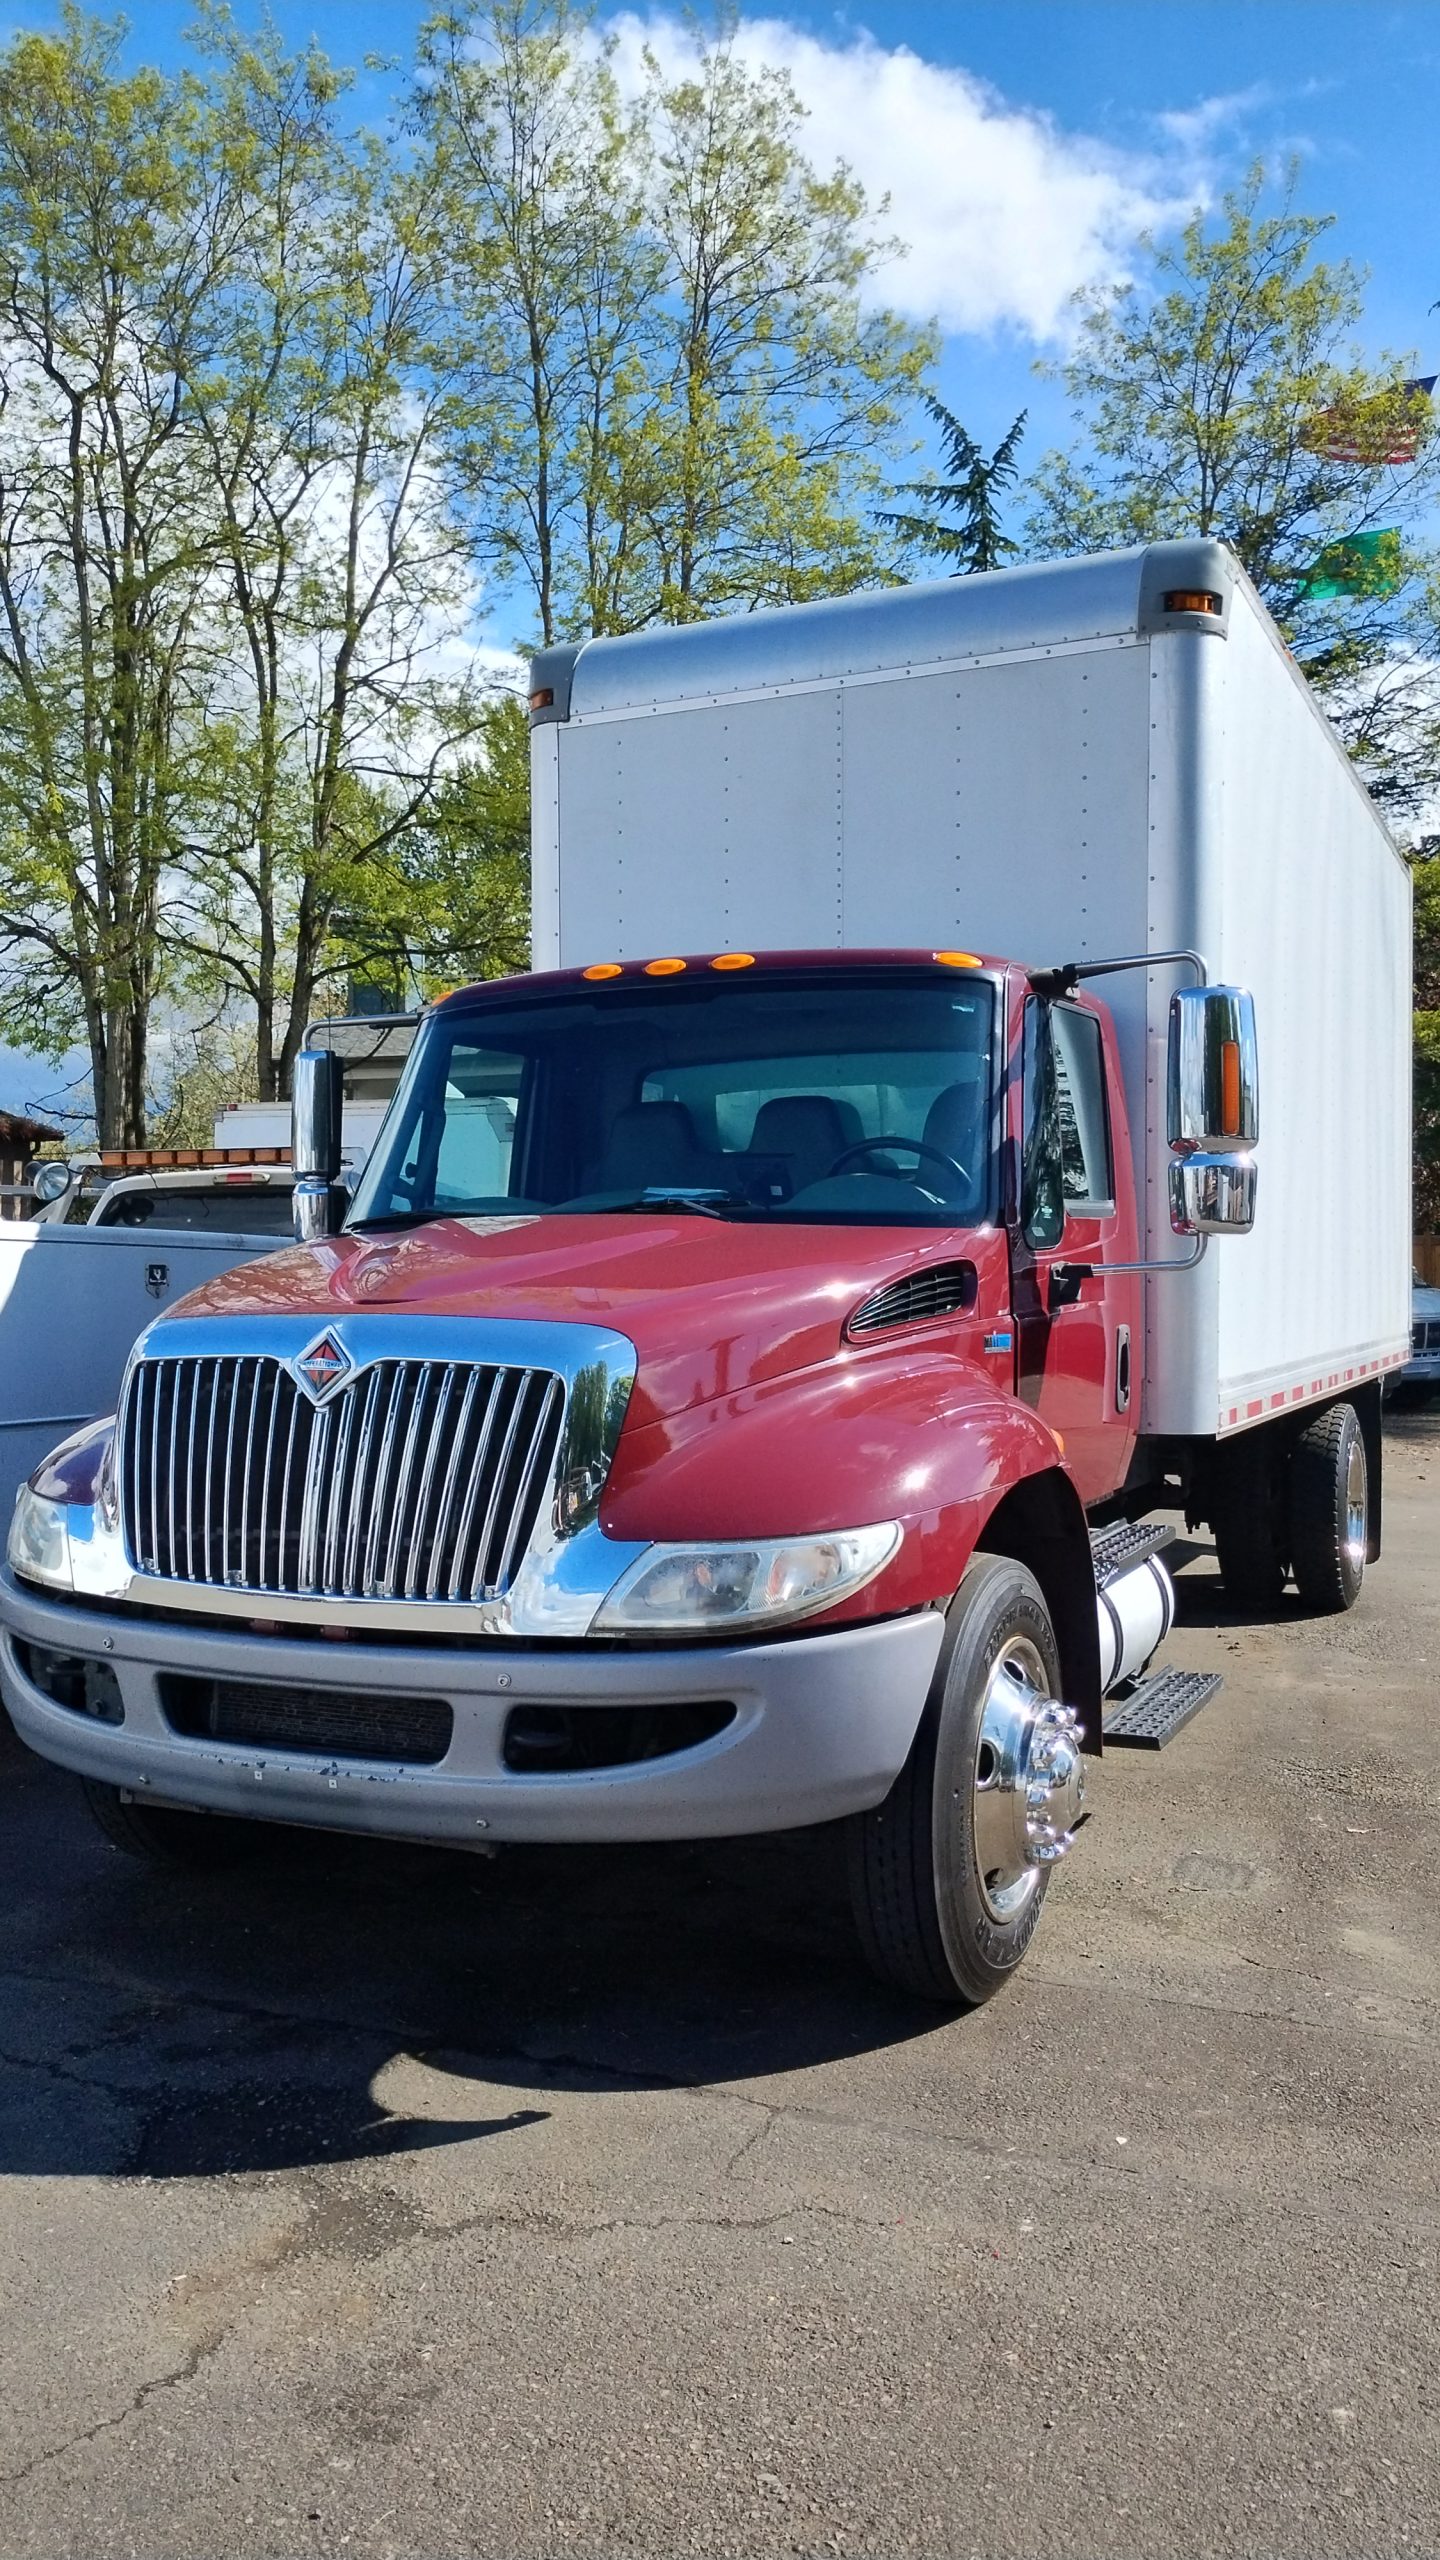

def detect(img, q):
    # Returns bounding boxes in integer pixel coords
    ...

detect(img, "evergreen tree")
[882,397,1027,575]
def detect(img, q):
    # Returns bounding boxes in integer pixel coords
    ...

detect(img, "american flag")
[1304,377,1436,466]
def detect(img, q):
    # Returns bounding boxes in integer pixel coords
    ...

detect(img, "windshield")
[348,969,997,1232]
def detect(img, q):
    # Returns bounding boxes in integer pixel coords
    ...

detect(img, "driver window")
[1051,1007,1113,1212]
[1021,1001,1064,1248]
[1023,1002,1113,1243]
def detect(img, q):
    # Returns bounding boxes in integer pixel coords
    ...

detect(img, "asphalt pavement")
[1,1404,1437,2559]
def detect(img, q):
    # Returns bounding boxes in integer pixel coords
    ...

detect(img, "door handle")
[1048,1261,1095,1312]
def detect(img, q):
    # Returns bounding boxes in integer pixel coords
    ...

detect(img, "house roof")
[0,1109,64,1151]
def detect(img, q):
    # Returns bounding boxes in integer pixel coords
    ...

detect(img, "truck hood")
[166,1213,1002,1428]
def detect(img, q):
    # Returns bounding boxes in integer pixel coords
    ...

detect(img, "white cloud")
[602,11,1213,343]
[1154,83,1274,149]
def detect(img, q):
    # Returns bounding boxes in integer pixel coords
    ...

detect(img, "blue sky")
[3,1,1436,1122]
[102,0,1440,451]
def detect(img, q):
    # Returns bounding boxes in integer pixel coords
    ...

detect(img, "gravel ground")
[0,1402,1436,2559]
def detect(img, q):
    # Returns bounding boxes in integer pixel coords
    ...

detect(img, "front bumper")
[0,1569,944,1844]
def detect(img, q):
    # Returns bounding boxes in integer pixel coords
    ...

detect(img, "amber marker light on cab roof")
[933,950,981,968]
[644,957,686,976]
[582,962,623,981]
[710,953,755,971]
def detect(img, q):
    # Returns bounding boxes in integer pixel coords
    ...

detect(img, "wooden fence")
[1416,1234,1440,1286]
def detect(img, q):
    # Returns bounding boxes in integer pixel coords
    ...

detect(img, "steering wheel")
[825,1134,968,1192]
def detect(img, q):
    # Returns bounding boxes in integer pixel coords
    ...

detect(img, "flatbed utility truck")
[0,542,1410,2005]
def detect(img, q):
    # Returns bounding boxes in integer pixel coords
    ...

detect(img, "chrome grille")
[120,1355,565,1603]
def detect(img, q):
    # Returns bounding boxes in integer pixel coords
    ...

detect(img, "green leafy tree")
[1027,167,1440,811]
[172,16,486,1098]
[881,397,1027,574]
[0,14,230,1144]
[417,1,933,639]
[415,0,662,645]
[331,693,532,996]
[632,19,931,623]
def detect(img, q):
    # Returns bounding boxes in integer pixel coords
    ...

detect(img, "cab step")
[1102,1667,1223,1750]
[1089,1520,1175,1588]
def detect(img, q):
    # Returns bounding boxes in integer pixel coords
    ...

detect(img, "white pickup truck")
[0,1015,416,1511]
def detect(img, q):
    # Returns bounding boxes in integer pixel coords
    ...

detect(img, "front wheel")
[847,1554,1085,2006]
[82,1780,259,1868]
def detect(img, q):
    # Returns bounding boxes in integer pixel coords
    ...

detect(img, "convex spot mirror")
[1166,985,1258,1237]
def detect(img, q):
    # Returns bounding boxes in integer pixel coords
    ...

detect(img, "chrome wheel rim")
[972,1635,1051,1924]
[1344,1434,1368,1567]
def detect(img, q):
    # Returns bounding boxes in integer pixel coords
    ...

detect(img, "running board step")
[1089,1521,1175,1588]
[1102,1668,1223,1750]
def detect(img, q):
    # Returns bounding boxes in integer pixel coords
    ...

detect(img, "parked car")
[1399,1270,1440,1394]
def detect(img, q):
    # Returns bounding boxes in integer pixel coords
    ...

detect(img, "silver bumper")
[0,1570,944,1844]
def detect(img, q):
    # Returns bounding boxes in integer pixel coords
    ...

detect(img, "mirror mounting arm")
[1027,948,1207,998]
[1087,1235,1208,1280]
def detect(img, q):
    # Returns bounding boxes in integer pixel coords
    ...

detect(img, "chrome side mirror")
[292,1047,346,1242]
[1167,986,1258,1236]
[1169,1152,1258,1238]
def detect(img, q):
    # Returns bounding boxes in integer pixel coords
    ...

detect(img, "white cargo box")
[531,541,1411,1441]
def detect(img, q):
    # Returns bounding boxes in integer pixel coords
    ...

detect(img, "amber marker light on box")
[644,958,686,976]
[710,953,755,971]
[933,950,981,969]
[582,963,623,981]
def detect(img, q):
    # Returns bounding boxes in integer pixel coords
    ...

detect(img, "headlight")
[594,1522,901,1636]
[8,1483,73,1592]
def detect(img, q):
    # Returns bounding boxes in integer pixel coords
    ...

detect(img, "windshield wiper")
[608,1188,740,1220]
[345,1207,443,1234]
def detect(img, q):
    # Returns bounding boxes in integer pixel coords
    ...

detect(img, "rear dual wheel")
[1288,1401,1368,1612]
[848,1554,1085,2007]
[1214,1400,1368,1614]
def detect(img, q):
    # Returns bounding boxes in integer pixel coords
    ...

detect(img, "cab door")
[1010,994,1139,1506]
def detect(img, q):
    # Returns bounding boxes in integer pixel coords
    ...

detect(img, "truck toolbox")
[2,541,1411,2008]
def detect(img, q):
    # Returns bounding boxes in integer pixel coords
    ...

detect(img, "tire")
[1212,1428,1289,1610]
[847,1554,1083,2008]
[81,1779,258,1868]
[1288,1400,1367,1612]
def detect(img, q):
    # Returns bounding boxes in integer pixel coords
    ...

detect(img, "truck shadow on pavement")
[0,1717,937,2184]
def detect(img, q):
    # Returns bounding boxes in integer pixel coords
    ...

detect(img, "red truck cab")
[1,949,1187,2007]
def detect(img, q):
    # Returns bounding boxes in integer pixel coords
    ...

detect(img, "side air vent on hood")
[848,1261,978,1338]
